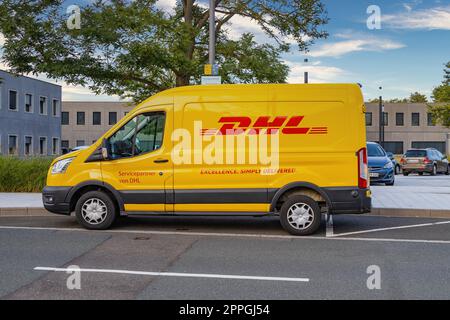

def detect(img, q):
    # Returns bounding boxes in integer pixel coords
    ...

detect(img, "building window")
[365,112,372,126]
[39,96,48,115]
[52,138,59,155]
[427,113,435,126]
[8,135,18,155]
[61,140,70,154]
[109,112,117,125]
[395,112,404,126]
[77,112,85,125]
[25,94,33,113]
[382,112,388,126]
[76,140,85,147]
[412,113,420,126]
[52,99,60,117]
[382,141,404,155]
[412,141,446,154]
[9,90,18,111]
[61,112,69,125]
[93,112,101,125]
[24,136,33,156]
[39,137,47,155]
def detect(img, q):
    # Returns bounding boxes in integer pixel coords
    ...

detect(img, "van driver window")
[108,112,165,159]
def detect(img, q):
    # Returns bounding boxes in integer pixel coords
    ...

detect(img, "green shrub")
[0,157,53,192]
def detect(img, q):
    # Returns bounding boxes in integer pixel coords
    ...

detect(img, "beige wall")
[365,103,450,154]
[61,102,134,150]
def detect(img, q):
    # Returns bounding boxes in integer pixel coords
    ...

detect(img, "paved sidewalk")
[0,193,43,208]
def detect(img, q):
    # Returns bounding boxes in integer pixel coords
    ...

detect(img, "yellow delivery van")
[43,84,371,235]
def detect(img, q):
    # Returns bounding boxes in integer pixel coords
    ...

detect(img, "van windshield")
[405,150,427,157]
[367,144,385,157]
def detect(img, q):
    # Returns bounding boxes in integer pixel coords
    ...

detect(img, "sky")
[0,0,449,102]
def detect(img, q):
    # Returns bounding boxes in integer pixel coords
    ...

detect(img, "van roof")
[138,83,363,108]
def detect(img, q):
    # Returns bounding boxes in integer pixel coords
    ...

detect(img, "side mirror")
[101,139,110,160]
[86,139,110,162]
[101,147,109,160]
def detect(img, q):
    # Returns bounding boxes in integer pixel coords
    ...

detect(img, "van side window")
[108,112,165,159]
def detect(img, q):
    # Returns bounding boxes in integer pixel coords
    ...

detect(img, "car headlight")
[384,161,394,169]
[51,157,74,174]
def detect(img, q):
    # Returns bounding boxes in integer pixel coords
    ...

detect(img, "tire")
[445,165,449,176]
[431,165,437,176]
[279,195,322,236]
[403,171,409,176]
[395,165,400,175]
[386,179,395,186]
[418,172,423,176]
[75,190,117,230]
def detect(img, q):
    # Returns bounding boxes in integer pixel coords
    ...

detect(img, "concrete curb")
[369,208,450,219]
[1,207,450,219]
[0,207,52,217]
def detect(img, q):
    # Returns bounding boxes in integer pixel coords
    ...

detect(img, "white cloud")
[307,37,405,58]
[155,0,177,15]
[383,5,450,30]
[286,60,347,84]
[0,33,5,46]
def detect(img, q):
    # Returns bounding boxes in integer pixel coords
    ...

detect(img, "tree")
[0,0,328,102]
[409,91,428,103]
[428,61,450,128]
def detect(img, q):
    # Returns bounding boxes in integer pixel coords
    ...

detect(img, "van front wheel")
[279,195,322,236]
[75,191,117,230]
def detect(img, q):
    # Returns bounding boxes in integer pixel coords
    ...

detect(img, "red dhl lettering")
[201,116,328,135]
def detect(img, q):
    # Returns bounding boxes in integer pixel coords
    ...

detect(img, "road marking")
[1,225,450,244]
[332,220,450,237]
[325,213,333,237]
[34,266,310,282]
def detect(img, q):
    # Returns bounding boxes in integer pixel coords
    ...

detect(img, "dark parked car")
[386,152,401,175]
[401,148,449,176]
[367,142,395,185]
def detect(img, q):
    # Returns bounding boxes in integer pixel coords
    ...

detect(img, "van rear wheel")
[75,191,117,230]
[279,195,322,236]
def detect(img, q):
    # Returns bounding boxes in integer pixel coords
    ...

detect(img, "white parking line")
[34,266,310,282]
[325,213,333,237]
[1,225,450,244]
[332,220,450,237]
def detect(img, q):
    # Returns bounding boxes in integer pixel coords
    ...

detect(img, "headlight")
[384,161,394,169]
[51,157,74,174]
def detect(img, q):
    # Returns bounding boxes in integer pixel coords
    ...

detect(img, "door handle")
[154,159,169,163]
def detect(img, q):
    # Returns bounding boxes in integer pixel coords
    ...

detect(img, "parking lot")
[0,212,449,300]
[0,173,449,300]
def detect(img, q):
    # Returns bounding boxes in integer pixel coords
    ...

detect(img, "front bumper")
[369,167,394,183]
[42,186,72,215]
[323,187,371,214]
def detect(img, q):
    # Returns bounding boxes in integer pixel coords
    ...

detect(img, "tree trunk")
[176,75,190,87]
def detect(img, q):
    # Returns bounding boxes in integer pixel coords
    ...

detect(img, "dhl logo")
[201,116,328,135]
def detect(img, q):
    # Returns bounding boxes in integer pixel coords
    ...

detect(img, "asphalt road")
[0,214,449,300]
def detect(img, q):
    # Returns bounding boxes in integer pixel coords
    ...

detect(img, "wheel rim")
[287,202,315,230]
[81,198,108,225]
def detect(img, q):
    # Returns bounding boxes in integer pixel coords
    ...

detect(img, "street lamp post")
[209,0,215,65]
[379,86,384,147]
[304,58,309,84]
